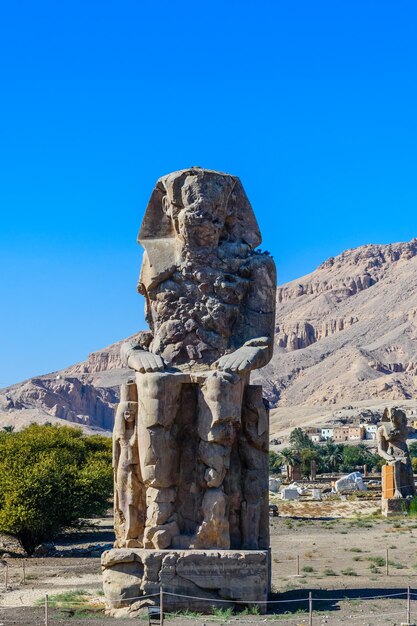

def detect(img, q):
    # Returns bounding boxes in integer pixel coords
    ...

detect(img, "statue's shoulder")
[243,252,276,293]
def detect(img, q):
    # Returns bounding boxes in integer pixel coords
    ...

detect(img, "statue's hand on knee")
[127,350,165,373]
[213,344,268,375]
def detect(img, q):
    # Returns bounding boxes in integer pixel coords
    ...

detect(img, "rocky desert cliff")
[2,239,417,435]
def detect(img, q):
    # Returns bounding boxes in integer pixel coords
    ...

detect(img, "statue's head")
[383,406,407,431]
[116,400,137,419]
[138,168,261,259]
[117,381,138,424]
[162,170,233,249]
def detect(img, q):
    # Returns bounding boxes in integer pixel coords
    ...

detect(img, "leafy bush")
[409,442,417,458]
[341,568,357,576]
[323,568,337,576]
[408,496,417,516]
[0,424,112,555]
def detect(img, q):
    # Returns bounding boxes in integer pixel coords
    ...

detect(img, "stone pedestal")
[382,464,395,499]
[381,465,410,516]
[102,548,269,616]
[381,497,408,517]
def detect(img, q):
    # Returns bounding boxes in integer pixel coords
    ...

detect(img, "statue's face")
[390,409,404,430]
[123,409,135,423]
[164,175,227,248]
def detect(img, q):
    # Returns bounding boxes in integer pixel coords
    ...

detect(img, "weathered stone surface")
[378,406,415,516]
[381,497,409,517]
[377,407,416,500]
[102,549,268,615]
[112,168,275,555]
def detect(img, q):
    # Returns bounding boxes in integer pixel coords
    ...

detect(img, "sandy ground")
[2,505,417,625]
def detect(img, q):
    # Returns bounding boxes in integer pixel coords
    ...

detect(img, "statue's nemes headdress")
[137,168,261,282]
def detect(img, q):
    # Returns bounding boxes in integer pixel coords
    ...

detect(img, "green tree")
[289,428,313,451]
[0,424,112,555]
[340,443,377,473]
[321,441,344,473]
[280,447,300,478]
[300,447,319,478]
[269,451,283,474]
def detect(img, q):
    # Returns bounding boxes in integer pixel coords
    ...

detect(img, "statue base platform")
[381,497,409,517]
[101,548,269,617]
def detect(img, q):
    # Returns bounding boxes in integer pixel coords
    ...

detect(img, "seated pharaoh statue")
[113,167,276,553]
[377,406,415,499]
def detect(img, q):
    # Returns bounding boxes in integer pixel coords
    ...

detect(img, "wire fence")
[2,586,417,625]
[3,550,417,624]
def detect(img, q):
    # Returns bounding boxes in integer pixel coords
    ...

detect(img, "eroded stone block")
[102,549,269,616]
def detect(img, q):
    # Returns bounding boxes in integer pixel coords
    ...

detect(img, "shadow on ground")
[267,586,411,615]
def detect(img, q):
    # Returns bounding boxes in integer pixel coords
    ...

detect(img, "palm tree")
[289,427,312,451]
[323,441,343,473]
[280,448,300,479]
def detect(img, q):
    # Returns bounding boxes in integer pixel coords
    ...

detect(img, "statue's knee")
[201,375,243,422]
[136,371,174,397]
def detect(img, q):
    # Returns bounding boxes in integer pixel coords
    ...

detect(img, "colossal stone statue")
[378,406,415,501]
[103,167,276,614]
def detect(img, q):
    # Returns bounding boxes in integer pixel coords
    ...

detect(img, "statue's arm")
[214,255,276,375]
[377,427,394,462]
[113,438,120,469]
[121,335,165,373]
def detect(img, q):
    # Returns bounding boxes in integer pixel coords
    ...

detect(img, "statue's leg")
[136,372,182,549]
[240,385,269,550]
[124,468,145,546]
[401,456,415,497]
[114,457,124,547]
[192,373,245,549]
[393,459,403,498]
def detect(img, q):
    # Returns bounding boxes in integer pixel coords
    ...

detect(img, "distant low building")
[306,427,321,442]
[364,424,378,440]
[333,426,350,442]
[321,427,333,440]
[349,425,365,440]
[333,425,365,442]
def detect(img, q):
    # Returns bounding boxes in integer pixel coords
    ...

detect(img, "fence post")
[45,593,49,626]
[407,585,411,625]
[386,547,389,577]
[297,555,300,576]
[22,559,26,584]
[4,564,8,590]
[159,585,163,626]
[309,591,313,626]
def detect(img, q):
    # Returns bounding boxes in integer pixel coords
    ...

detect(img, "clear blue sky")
[1,0,417,385]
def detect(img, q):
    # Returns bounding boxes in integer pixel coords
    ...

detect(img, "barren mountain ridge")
[2,239,417,435]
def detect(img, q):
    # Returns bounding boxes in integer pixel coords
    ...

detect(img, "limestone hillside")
[2,238,417,435]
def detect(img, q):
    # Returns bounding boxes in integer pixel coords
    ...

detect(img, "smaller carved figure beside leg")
[113,380,145,548]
